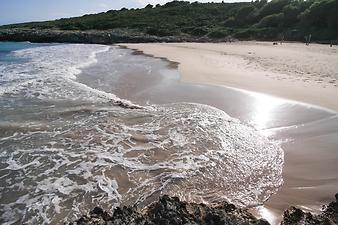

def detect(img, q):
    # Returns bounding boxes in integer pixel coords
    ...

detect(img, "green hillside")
[1,0,338,41]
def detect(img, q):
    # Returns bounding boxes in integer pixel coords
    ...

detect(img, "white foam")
[0,102,284,224]
[0,44,140,108]
[0,44,284,224]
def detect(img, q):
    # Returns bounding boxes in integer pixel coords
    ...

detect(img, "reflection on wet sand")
[79,47,338,224]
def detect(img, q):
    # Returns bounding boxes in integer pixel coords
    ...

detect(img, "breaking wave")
[0,43,284,224]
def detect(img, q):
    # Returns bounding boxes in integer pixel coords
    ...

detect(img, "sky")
[0,0,251,25]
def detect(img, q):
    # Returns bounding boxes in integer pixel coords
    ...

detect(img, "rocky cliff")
[0,28,217,44]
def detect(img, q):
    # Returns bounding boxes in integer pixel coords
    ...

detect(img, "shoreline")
[1,41,337,224]
[119,42,338,224]
[121,42,338,113]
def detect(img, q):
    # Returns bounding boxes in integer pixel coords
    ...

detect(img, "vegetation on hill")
[1,0,337,42]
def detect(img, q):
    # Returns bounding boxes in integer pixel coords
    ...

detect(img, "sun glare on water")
[250,92,286,131]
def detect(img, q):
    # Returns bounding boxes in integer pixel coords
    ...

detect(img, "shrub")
[146,27,172,36]
[208,29,228,38]
[182,27,208,36]
[256,13,284,28]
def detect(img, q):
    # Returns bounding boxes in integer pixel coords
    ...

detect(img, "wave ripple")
[0,43,283,224]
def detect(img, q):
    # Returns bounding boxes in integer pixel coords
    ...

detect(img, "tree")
[257,13,284,28]
[300,0,338,30]
[235,5,259,26]
[258,0,292,18]
[282,4,301,26]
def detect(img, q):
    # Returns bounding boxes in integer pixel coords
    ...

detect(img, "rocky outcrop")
[0,28,219,44]
[70,195,269,225]
[282,193,338,225]
[70,194,338,225]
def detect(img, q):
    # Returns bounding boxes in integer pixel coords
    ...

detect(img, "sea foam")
[0,44,284,224]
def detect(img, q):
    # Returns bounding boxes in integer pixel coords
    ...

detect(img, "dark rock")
[88,206,111,222]
[70,195,269,225]
[70,195,338,225]
[90,207,104,216]
[323,193,338,224]
[0,28,223,44]
[282,193,338,225]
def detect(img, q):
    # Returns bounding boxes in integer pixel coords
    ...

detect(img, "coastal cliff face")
[0,29,217,44]
[70,194,338,225]
[0,29,166,44]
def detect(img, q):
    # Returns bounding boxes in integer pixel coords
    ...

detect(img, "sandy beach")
[122,42,338,112]
[119,42,338,224]
[1,41,337,224]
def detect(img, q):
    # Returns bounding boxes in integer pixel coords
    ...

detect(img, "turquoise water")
[0,42,48,61]
[0,42,52,95]
[0,41,54,52]
[0,42,36,52]
[0,42,29,62]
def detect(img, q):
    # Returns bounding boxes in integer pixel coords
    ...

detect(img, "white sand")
[121,42,338,112]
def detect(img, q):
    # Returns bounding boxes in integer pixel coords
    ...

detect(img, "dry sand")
[122,42,338,112]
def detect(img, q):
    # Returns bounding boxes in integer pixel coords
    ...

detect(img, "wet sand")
[2,43,336,224]
[121,42,338,112]
[80,45,338,224]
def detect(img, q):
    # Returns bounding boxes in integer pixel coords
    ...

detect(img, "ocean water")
[0,42,284,224]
